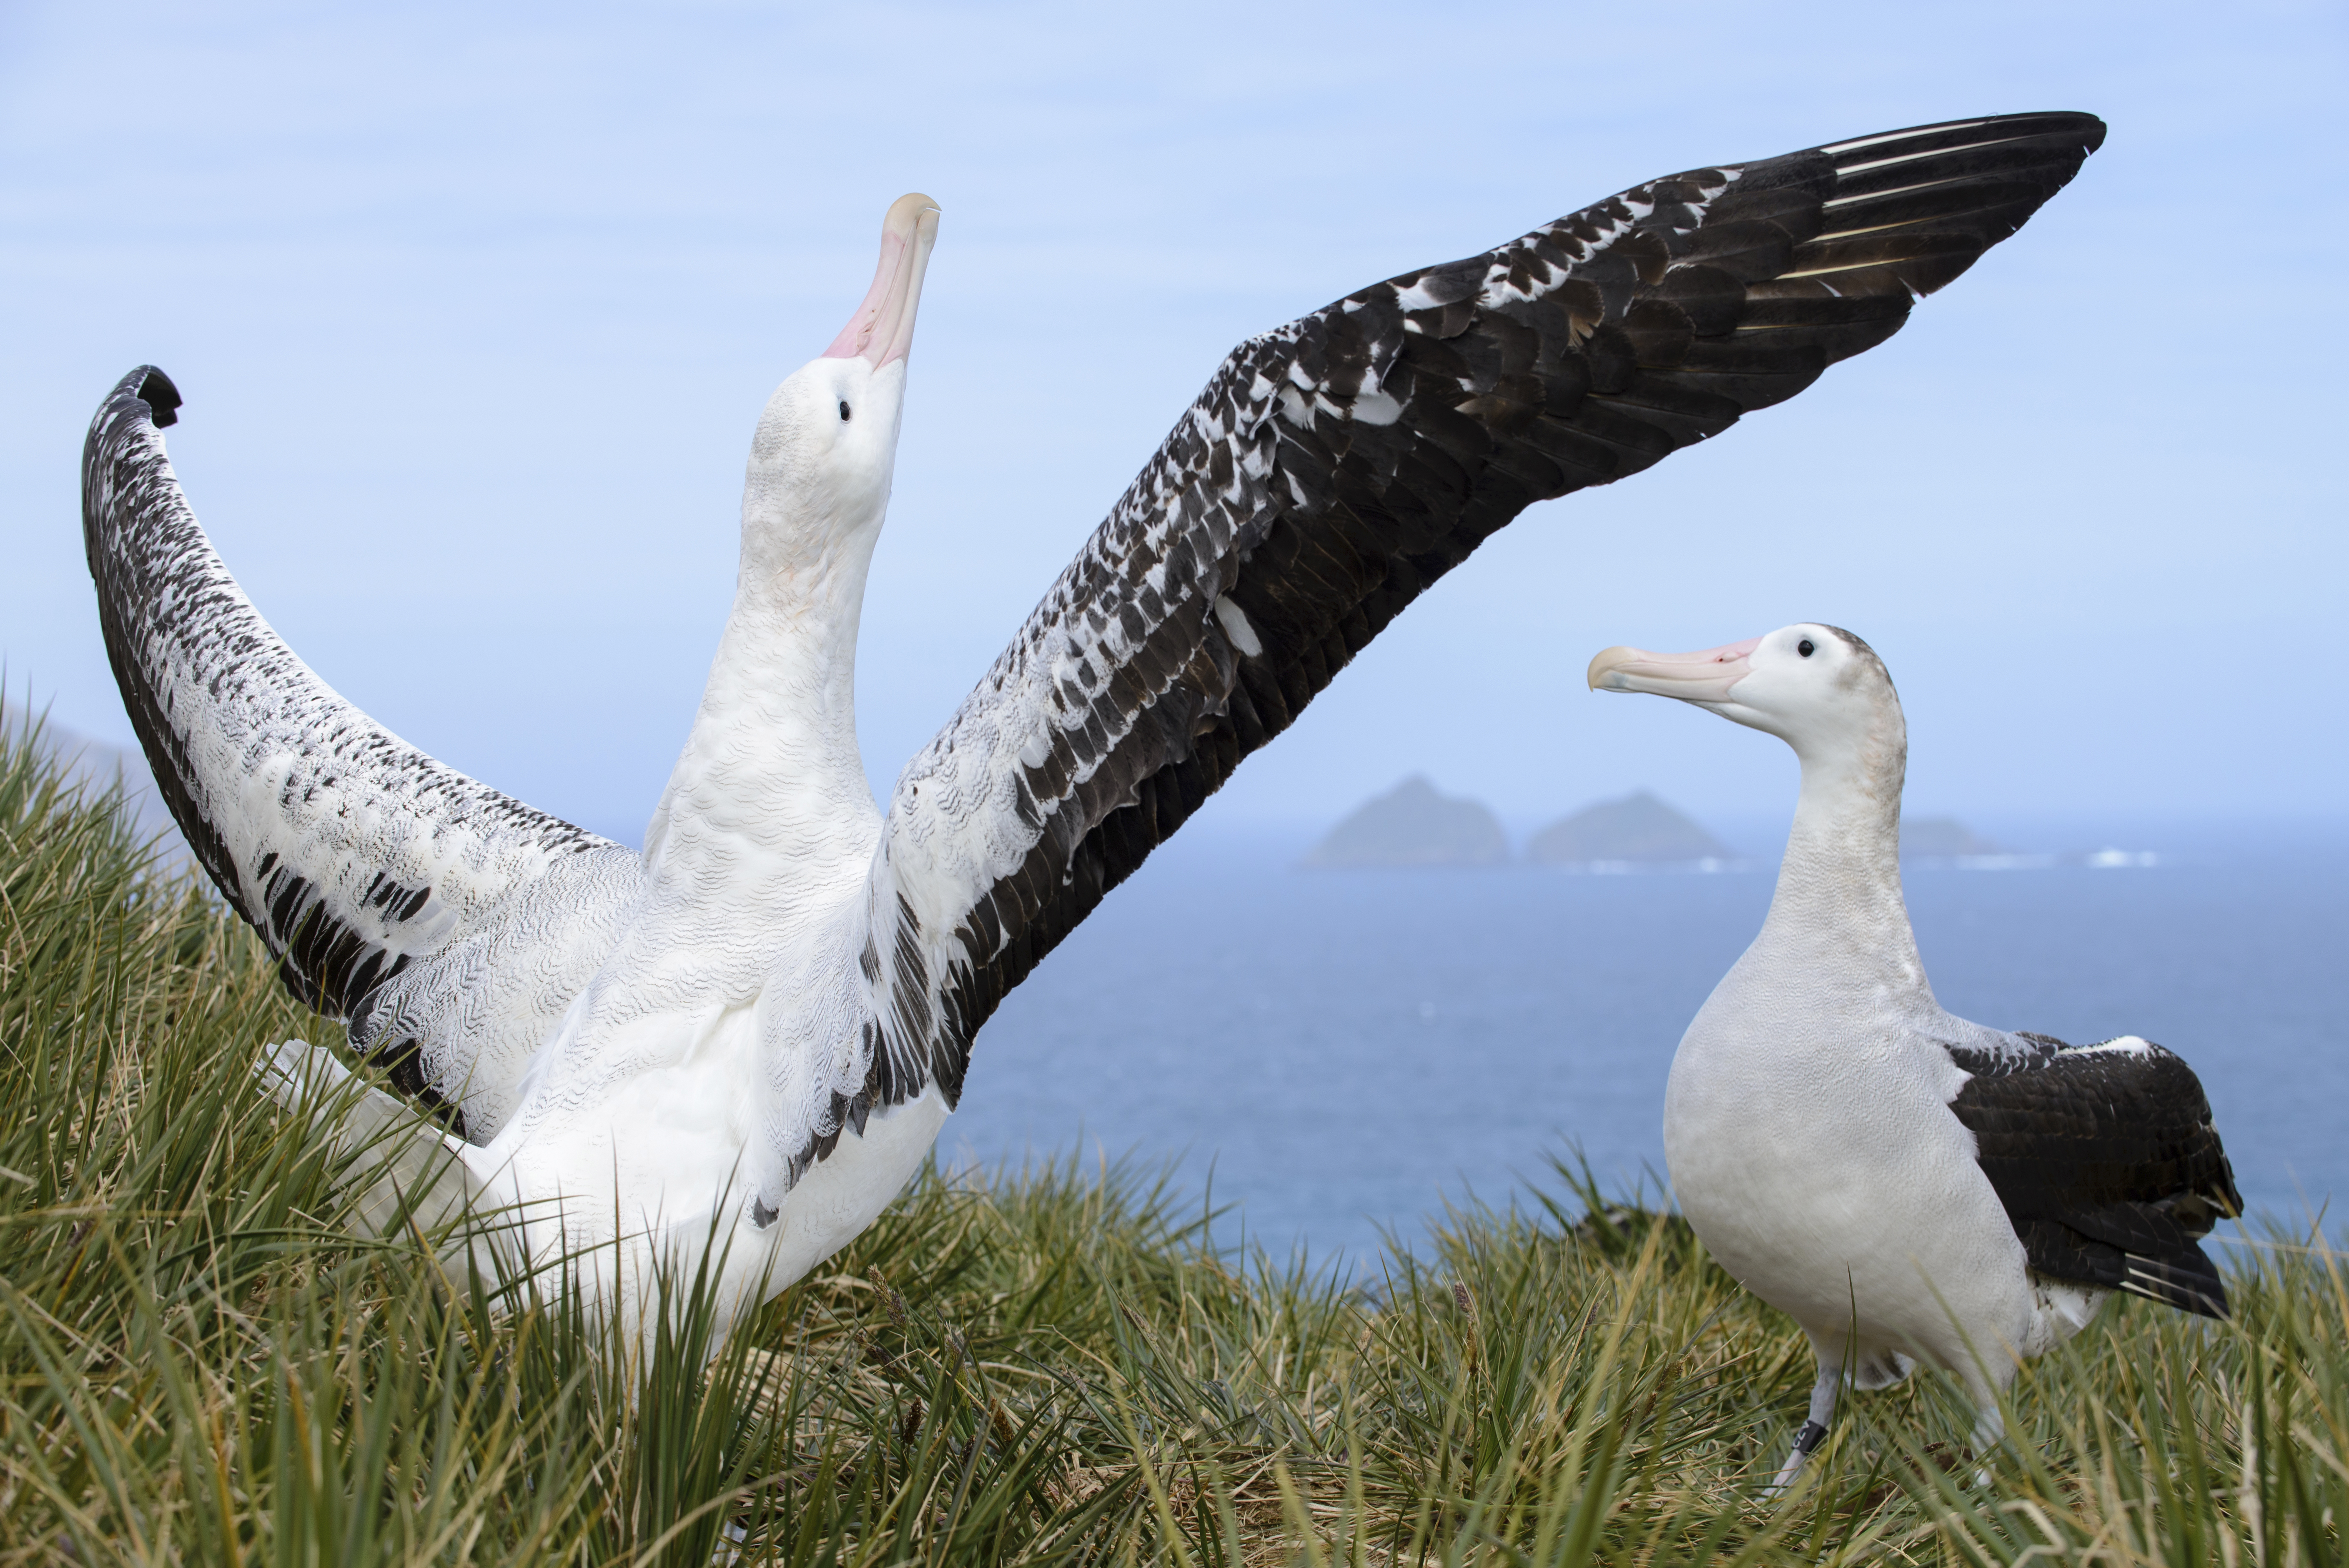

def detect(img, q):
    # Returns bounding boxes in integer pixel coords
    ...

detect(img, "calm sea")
[944,819,2349,1266]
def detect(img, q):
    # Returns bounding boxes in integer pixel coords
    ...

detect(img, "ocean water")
[945,822,2349,1267]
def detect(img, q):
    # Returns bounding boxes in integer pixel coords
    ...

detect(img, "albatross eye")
[839,401,852,421]
[1797,639,1816,658]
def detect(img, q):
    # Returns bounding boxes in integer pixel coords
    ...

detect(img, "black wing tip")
[100,365,183,431]
[1817,109,2108,158]
[2038,109,2108,152]
[135,368,183,428]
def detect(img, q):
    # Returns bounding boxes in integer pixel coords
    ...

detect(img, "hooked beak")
[823,193,940,368]
[1587,636,1760,704]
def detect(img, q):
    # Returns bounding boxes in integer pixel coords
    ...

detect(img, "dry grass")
[3,716,2343,1565]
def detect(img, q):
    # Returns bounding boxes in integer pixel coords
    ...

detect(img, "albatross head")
[738,193,940,584]
[1586,624,1904,767]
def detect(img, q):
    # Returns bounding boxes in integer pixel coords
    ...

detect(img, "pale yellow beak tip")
[1587,645,1637,692]
[886,192,943,241]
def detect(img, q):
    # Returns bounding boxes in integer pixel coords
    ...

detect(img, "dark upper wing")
[1950,1033,2242,1318]
[81,367,641,1120]
[807,113,2106,1168]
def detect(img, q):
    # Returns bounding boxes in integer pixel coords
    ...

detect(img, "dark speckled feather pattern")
[835,113,2108,1166]
[82,368,643,1134]
[1949,1034,2241,1317]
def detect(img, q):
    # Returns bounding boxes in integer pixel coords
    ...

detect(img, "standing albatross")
[1589,624,2240,1489]
[85,115,2105,1341]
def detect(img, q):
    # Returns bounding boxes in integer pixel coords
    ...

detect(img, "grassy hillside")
[2,719,2342,1565]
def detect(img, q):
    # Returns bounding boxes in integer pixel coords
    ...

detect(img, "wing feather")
[1950,1033,2242,1318]
[777,112,2109,1182]
[81,368,641,1133]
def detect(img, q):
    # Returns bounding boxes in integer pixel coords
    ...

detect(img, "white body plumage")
[1664,887,2098,1391]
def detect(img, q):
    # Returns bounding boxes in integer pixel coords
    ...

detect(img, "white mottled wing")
[763,112,2108,1183]
[82,369,642,1137]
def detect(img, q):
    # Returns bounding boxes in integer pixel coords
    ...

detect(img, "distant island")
[1299,777,2076,873]
[1304,780,1740,870]
[1301,775,1508,869]
[1899,815,2003,859]
[1528,790,1736,867]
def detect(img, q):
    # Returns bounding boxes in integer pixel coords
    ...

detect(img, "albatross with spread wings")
[84,113,2105,1338]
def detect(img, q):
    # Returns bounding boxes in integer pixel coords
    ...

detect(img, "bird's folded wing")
[82,368,641,1122]
[801,112,2108,1182]
[1949,1034,2242,1316]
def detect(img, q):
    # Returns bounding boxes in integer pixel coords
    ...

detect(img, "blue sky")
[5,1,2343,842]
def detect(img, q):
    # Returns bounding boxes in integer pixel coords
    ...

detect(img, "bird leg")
[1767,1362,1841,1494]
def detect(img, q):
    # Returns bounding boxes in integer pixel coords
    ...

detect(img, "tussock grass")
[2,716,2342,1565]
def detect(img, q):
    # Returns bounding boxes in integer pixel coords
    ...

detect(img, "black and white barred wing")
[82,367,642,1127]
[816,112,2106,1166]
[1950,1033,2242,1317]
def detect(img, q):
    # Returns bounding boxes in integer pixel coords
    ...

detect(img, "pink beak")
[823,193,940,368]
[1586,636,1761,702]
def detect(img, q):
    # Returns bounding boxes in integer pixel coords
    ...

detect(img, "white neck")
[1751,702,1933,1004]
[642,503,885,887]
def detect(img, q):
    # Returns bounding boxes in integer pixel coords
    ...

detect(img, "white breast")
[1664,946,2040,1377]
